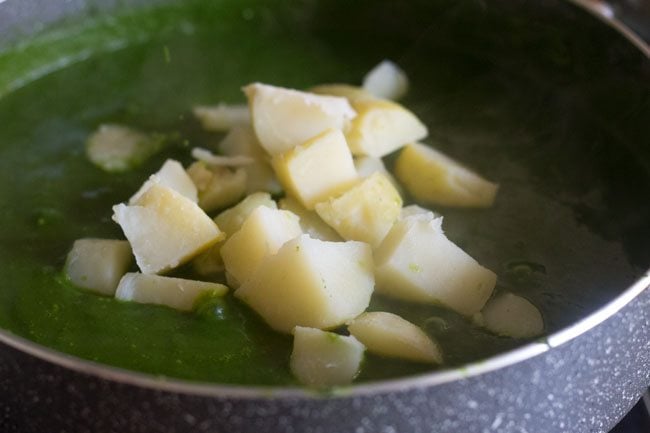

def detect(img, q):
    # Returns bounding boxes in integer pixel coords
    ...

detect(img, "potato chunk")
[115,273,227,311]
[130,159,198,204]
[219,125,282,194]
[375,214,496,316]
[309,84,374,102]
[345,99,427,157]
[220,207,302,286]
[272,128,358,209]
[112,184,223,274]
[65,239,132,295]
[290,326,365,387]
[86,124,164,172]
[362,60,409,101]
[193,192,278,277]
[348,312,442,364]
[394,142,498,208]
[193,103,250,131]
[279,196,341,242]
[243,83,356,155]
[235,235,374,333]
[315,172,402,248]
[186,161,247,212]
[481,293,544,338]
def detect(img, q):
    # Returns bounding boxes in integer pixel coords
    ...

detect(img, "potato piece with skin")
[192,192,278,277]
[115,273,227,311]
[362,60,409,101]
[345,99,427,157]
[186,161,247,213]
[244,83,356,156]
[481,293,544,338]
[130,159,198,204]
[315,172,402,248]
[348,312,442,364]
[395,142,498,208]
[220,207,302,287]
[219,125,282,194]
[65,239,132,295]
[272,128,358,210]
[112,184,223,275]
[193,104,250,131]
[235,235,374,333]
[279,196,341,242]
[290,326,365,387]
[375,214,496,316]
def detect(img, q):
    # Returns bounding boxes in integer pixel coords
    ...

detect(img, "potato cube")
[219,125,282,194]
[375,214,496,316]
[279,196,341,242]
[290,326,365,387]
[394,142,498,208]
[272,128,358,209]
[348,312,442,364]
[192,103,250,131]
[399,204,438,220]
[243,83,356,155]
[480,293,544,338]
[362,60,409,100]
[112,184,223,274]
[192,192,278,277]
[315,172,402,248]
[129,159,198,204]
[345,99,427,157]
[354,155,403,195]
[186,161,247,212]
[85,124,163,172]
[220,207,302,286]
[65,239,132,295]
[235,235,374,333]
[115,273,227,311]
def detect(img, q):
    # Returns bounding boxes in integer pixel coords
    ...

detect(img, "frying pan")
[0,0,649,432]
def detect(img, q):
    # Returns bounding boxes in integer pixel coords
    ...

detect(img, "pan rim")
[0,0,648,400]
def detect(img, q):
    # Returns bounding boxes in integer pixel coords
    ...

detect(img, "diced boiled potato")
[394,142,498,208]
[129,159,198,204]
[112,184,223,274]
[214,192,278,236]
[243,83,356,155]
[290,326,365,387]
[86,124,164,172]
[399,204,438,220]
[192,192,278,277]
[309,84,374,102]
[315,172,402,248]
[186,161,247,212]
[362,60,409,100]
[235,235,374,333]
[65,239,132,295]
[193,104,250,131]
[272,128,358,209]
[374,214,496,316]
[481,293,544,338]
[348,312,442,364]
[115,272,227,311]
[220,207,302,286]
[345,99,427,157]
[219,125,282,194]
[279,196,341,241]
[353,155,403,195]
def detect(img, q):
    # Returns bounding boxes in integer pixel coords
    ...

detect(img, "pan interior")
[0,0,648,385]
